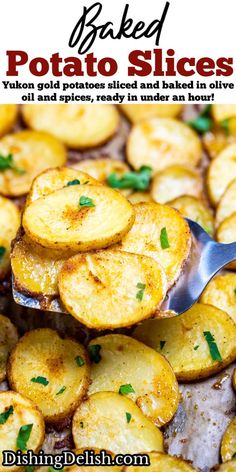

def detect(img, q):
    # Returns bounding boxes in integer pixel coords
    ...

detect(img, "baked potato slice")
[120,104,183,123]
[26,167,99,206]
[133,303,236,381]
[212,105,236,122]
[58,250,167,330]
[151,165,203,204]
[71,158,132,196]
[0,314,18,382]
[126,118,202,173]
[22,104,120,149]
[0,130,66,197]
[221,417,236,463]
[122,452,196,471]
[216,179,236,227]
[214,462,236,472]
[0,195,20,280]
[169,195,214,236]
[114,202,191,288]
[0,105,18,137]
[216,212,236,269]
[23,185,135,251]
[0,390,45,472]
[11,234,76,297]
[203,129,236,160]
[200,272,236,323]
[7,328,90,424]
[88,334,179,427]
[128,192,153,204]
[207,143,236,206]
[72,392,164,454]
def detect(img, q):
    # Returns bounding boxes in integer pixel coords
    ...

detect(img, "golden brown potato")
[126,118,202,173]
[221,417,236,463]
[0,130,66,197]
[58,250,167,330]
[216,213,236,269]
[114,202,191,288]
[0,105,18,137]
[216,179,236,227]
[23,185,135,251]
[11,234,75,297]
[119,104,183,123]
[26,167,100,206]
[133,303,236,381]
[169,195,214,236]
[0,195,20,280]
[203,129,236,160]
[213,461,236,472]
[122,452,196,471]
[0,314,18,382]
[207,143,236,206]
[128,192,153,204]
[71,158,132,196]
[0,391,45,472]
[151,165,203,204]
[200,273,236,323]
[88,334,179,427]
[22,104,120,149]
[212,105,236,122]
[72,392,164,454]
[7,328,90,424]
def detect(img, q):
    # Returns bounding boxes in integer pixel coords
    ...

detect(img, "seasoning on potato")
[23,185,135,251]
[22,104,120,149]
[88,334,179,427]
[133,303,236,381]
[58,250,167,330]
[0,130,66,197]
[221,417,236,463]
[216,179,236,227]
[114,202,191,288]
[0,105,18,138]
[0,195,20,280]
[119,104,183,123]
[127,117,202,173]
[200,272,236,324]
[0,314,18,382]
[122,452,196,471]
[169,195,214,236]
[151,165,203,204]
[7,328,90,424]
[72,392,164,454]
[0,391,45,472]
[207,143,236,206]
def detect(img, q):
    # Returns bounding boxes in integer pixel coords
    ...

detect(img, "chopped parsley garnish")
[232,452,236,459]
[119,384,135,395]
[136,282,146,301]
[0,405,14,424]
[234,288,236,296]
[26,467,35,472]
[31,376,49,386]
[188,105,213,134]
[56,386,66,396]
[67,179,80,186]
[75,355,85,367]
[0,153,26,175]
[16,424,33,450]
[203,331,222,362]
[49,468,64,472]
[160,227,170,249]
[194,345,199,351]
[0,247,6,258]
[126,412,132,423]
[160,341,166,350]
[107,166,152,191]
[88,344,101,364]
[220,118,230,135]
[79,196,95,207]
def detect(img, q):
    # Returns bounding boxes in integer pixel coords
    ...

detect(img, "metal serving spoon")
[12,219,236,316]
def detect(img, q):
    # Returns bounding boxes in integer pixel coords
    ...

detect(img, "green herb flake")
[203,331,222,362]
[0,405,14,424]
[234,288,236,296]
[136,282,146,301]
[194,345,199,351]
[49,468,64,472]
[126,412,132,423]
[220,118,230,135]
[119,384,135,395]
[0,153,26,175]
[67,179,80,186]
[160,227,170,249]
[75,355,85,367]
[79,196,95,207]
[188,105,213,135]
[26,467,35,472]
[31,376,49,386]
[160,341,166,350]
[107,166,152,191]
[56,386,66,396]
[88,344,101,364]
[0,246,6,258]
[16,424,33,450]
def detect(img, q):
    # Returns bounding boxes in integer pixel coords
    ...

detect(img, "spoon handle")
[206,241,236,276]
